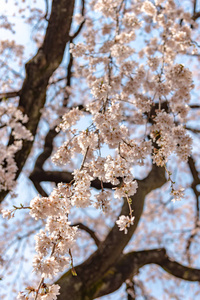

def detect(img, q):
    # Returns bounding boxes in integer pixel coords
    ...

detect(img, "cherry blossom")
[1,0,199,299]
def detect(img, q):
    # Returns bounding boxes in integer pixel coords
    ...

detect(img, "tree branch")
[126,279,136,300]
[70,0,85,41]
[186,156,200,263]
[56,247,200,299]
[192,12,200,20]
[29,169,117,194]
[29,36,77,195]
[0,91,20,101]
[192,0,200,21]
[193,0,197,15]
[73,223,100,247]
[44,0,49,21]
[186,126,200,134]
[94,248,200,298]
[0,0,75,203]
[190,105,200,109]
[56,165,166,300]
[32,181,48,197]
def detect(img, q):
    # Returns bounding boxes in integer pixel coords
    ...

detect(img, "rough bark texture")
[56,165,167,300]
[95,248,200,298]
[55,165,200,299]
[0,0,75,203]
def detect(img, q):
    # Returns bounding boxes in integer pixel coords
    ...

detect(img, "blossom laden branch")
[5,0,199,298]
[2,204,31,220]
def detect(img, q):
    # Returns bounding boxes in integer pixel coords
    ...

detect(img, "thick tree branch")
[95,248,200,298]
[186,156,200,262]
[29,40,76,195]
[56,165,166,300]
[29,169,118,195]
[0,0,75,203]
[29,127,58,195]
[56,247,200,299]
[35,128,58,171]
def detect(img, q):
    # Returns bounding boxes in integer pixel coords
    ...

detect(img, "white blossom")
[114,181,138,199]
[40,284,60,300]
[17,292,27,300]
[1,209,14,220]
[141,0,157,17]
[10,0,197,297]
[116,215,135,234]
[171,188,185,202]
[33,256,59,278]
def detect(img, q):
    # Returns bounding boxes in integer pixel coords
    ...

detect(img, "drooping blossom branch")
[2,0,199,299]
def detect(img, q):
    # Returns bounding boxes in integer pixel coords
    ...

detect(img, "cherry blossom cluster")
[151,110,192,166]
[30,186,77,264]
[3,0,196,298]
[0,104,33,192]
[17,284,60,300]
[15,183,78,299]
[116,215,135,234]
[68,0,194,203]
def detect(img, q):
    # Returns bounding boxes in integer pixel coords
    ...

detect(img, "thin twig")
[69,0,85,41]
[44,0,49,21]
[0,91,20,101]
[193,0,197,15]
[34,277,44,300]
[80,146,89,171]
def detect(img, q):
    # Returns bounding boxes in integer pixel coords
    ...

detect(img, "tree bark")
[57,247,200,300]
[56,165,167,299]
[0,0,75,203]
